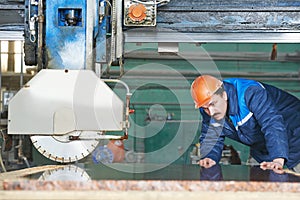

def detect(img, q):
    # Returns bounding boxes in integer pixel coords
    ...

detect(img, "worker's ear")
[222,91,228,101]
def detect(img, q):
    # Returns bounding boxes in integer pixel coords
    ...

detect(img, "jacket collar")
[223,81,238,116]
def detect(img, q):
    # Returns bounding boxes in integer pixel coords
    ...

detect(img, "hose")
[0,130,7,172]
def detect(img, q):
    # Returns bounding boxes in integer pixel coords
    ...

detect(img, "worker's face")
[201,91,228,121]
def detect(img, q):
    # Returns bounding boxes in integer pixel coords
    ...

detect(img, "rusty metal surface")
[125,0,300,43]
[155,0,300,32]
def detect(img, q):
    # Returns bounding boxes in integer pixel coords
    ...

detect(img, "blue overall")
[199,78,300,168]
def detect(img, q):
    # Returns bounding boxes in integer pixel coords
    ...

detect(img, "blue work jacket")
[199,78,300,168]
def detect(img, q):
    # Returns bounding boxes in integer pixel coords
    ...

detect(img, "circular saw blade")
[38,165,91,181]
[31,132,99,163]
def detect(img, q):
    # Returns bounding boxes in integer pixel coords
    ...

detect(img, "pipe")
[22,156,30,168]
[17,138,30,168]
[123,93,131,139]
[102,79,131,95]
[0,148,6,172]
[102,79,132,140]
[0,129,7,172]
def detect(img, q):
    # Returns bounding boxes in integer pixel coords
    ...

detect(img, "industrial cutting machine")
[1,0,300,168]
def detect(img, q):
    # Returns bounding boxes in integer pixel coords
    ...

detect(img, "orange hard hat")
[190,75,223,108]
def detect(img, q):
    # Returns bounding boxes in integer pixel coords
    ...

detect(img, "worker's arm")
[198,109,225,167]
[245,86,289,165]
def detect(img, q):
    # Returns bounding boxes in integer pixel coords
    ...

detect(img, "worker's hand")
[198,158,216,168]
[260,158,285,174]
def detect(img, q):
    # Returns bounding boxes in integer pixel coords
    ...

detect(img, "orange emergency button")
[128,3,146,22]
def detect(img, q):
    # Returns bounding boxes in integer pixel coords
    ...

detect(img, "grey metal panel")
[0,3,24,31]
[124,0,300,42]
[154,0,300,32]
[156,11,300,32]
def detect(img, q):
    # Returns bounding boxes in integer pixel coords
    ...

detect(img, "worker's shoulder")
[223,78,263,89]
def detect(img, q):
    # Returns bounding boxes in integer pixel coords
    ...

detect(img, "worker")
[190,75,300,173]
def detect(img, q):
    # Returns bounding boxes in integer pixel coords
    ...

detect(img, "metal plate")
[124,31,300,43]
[8,69,124,135]
[31,131,99,163]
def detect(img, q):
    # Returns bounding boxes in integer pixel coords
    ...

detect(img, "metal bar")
[37,0,43,70]
[7,41,14,72]
[0,31,23,41]
[131,102,195,106]
[124,50,300,61]
[0,40,2,115]
[116,0,123,59]
[86,0,95,70]
[103,71,300,82]
[0,5,25,9]
[104,70,300,77]
[110,0,117,63]
[122,82,300,93]
[20,40,24,87]
[124,32,300,43]
[158,7,300,12]
[70,134,125,140]
[158,0,300,11]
